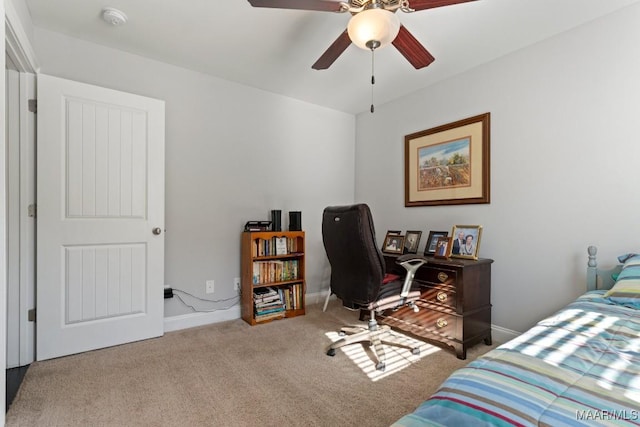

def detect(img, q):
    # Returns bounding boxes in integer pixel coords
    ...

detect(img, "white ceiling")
[24,0,640,115]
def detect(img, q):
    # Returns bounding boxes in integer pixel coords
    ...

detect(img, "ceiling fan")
[247,0,477,70]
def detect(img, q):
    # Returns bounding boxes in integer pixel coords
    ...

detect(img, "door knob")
[152,227,162,235]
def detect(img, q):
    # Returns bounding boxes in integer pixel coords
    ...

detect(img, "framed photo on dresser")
[424,231,448,256]
[382,233,404,255]
[450,225,482,260]
[434,237,452,259]
[404,230,422,254]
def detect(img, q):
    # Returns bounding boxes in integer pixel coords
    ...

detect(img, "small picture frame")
[382,233,405,255]
[450,225,483,260]
[381,230,401,251]
[434,237,452,259]
[404,230,422,254]
[424,231,448,256]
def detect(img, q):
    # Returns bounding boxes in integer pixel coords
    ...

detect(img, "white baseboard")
[491,324,520,344]
[164,306,241,333]
[305,290,332,306]
[163,290,331,333]
[163,289,520,346]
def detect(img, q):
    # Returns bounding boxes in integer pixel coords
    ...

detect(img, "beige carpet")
[7,301,497,427]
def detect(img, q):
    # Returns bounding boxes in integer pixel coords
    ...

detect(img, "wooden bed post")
[586,246,598,291]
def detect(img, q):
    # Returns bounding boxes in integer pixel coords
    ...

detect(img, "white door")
[36,74,165,361]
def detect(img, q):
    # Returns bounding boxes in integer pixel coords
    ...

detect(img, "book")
[275,237,287,255]
[254,310,286,322]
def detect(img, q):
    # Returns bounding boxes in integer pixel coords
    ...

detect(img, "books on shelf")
[280,284,303,310]
[254,310,285,322]
[252,260,299,285]
[251,236,299,257]
[252,285,304,322]
[253,287,285,321]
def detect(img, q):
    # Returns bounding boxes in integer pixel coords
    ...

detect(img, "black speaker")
[270,210,282,232]
[288,211,302,231]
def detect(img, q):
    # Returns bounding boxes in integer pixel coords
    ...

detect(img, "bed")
[392,247,640,427]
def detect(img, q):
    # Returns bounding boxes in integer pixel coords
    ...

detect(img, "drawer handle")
[436,291,448,302]
[436,318,448,328]
[437,272,448,282]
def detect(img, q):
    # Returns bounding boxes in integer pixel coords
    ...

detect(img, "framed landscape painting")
[405,113,490,207]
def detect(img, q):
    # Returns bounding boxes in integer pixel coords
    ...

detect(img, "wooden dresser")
[382,255,493,359]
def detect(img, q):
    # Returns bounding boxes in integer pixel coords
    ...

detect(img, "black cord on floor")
[171,288,240,312]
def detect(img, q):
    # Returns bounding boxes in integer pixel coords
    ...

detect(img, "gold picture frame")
[450,225,483,260]
[405,113,490,207]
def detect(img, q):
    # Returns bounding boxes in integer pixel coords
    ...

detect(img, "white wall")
[33,28,354,317]
[355,3,640,333]
[25,3,640,332]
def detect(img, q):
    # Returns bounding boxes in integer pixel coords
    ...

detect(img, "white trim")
[18,72,36,366]
[163,290,330,332]
[491,324,520,344]
[6,68,20,368]
[304,290,332,306]
[5,0,38,73]
[164,306,241,332]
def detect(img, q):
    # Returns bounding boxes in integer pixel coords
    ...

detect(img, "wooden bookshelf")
[241,231,305,325]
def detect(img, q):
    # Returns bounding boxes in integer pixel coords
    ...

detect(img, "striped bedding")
[392,291,640,427]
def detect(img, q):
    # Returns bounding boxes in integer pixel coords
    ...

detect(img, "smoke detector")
[101,7,128,26]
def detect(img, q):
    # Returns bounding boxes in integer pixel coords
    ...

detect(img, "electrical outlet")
[206,280,215,294]
[234,277,241,291]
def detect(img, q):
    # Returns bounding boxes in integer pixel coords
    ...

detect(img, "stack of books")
[253,287,285,322]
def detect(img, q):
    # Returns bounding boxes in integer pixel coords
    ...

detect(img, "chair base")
[326,322,420,371]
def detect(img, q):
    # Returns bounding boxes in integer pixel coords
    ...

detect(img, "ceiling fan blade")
[392,25,435,69]
[408,0,477,11]
[248,0,344,12]
[312,30,352,70]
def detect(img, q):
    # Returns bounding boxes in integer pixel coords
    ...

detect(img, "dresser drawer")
[415,307,459,339]
[419,266,458,286]
[420,283,457,311]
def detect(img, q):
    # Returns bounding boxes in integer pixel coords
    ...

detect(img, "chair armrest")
[395,255,429,298]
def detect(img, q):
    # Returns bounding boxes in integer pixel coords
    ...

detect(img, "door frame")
[0,1,39,414]
[5,67,36,368]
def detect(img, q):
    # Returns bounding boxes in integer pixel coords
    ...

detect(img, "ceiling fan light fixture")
[347,8,400,50]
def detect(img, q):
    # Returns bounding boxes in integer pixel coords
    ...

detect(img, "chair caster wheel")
[376,362,386,371]
[412,348,420,355]
[327,348,336,357]
[338,331,346,337]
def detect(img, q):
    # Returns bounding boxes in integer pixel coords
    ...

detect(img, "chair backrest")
[322,204,386,308]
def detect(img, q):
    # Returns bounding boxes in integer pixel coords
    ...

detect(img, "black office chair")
[322,204,429,371]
